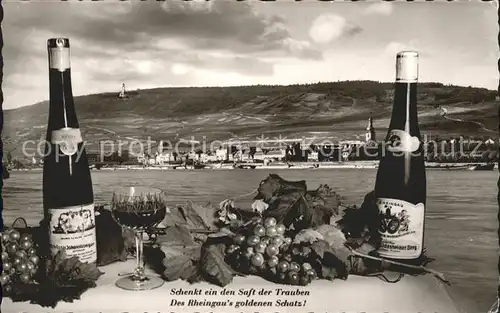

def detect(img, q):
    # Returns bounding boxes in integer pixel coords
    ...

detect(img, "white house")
[215,147,228,161]
[263,149,285,160]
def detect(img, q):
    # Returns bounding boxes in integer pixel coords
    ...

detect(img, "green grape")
[265,226,277,237]
[287,271,299,285]
[265,244,279,257]
[267,256,279,268]
[29,255,39,265]
[254,241,267,254]
[3,262,12,272]
[302,262,312,272]
[246,235,260,246]
[251,253,265,267]
[278,260,289,273]
[13,257,22,266]
[0,273,10,285]
[283,237,292,245]
[27,248,37,256]
[1,233,10,243]
[233,235,246,246]
[306,269,317,280]
[20,240,33,251]
[253,225,266,237]
[264,217,277,227]
[29,266,38,276]
[260,236,271,245]
[7,243,19,255]
[19,273,31,284]
[276,224,286,235]
[16,262,29,273]
[9,230,20,242]
[9,267,16,275]
[3,284,12,294]
[19,234,31,242]
[27,260,36,270]
[299,274,311,286]
[271,236,283,247]
[289,262,300,273]
[15,250,28,260]
[1,251,9,262]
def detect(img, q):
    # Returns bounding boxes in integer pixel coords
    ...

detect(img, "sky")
[2,0,498,110]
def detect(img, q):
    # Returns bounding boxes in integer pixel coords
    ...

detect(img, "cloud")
[363,2,394,15]
[2,1,323,109]
[309,14,362,44]
[383,40,430,57]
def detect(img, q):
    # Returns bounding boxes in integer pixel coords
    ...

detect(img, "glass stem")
[134,230,146,281]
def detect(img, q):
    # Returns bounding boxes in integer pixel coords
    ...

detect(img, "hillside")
[3,81,498,157]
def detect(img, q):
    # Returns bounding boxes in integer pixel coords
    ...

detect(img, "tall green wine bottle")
[374,51,427,260]
[43,38,96,264]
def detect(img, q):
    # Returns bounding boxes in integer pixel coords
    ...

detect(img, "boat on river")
[467,163,495,171]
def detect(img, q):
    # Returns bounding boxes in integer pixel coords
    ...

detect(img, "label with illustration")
[48,203,97,264]
[51,127,83,156]
[386,129,420,153]
[377,198,424,259]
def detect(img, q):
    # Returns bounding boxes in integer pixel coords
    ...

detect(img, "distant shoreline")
[9,161,497,172]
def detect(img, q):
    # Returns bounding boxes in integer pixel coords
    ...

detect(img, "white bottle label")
[387,129,420,153]
[377,198,424,259]
[51,127,83,156]
[395,51,418,83]
[48,203,97,264]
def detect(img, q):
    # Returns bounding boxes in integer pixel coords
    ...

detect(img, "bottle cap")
[396,51,418,83]
[48,38,70,72]
[47,38,70,48]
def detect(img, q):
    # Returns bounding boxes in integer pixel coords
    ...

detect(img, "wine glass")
[111,186,167,291]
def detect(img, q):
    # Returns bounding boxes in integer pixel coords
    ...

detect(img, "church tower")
[118,83,128,99]
[365,117,376,142]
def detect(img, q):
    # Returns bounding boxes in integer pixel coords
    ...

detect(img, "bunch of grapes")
[225,217,317,286]
[1,229,40,294]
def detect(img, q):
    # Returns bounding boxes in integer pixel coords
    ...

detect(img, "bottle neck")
[47,68,79,133]
[387,82,420,138]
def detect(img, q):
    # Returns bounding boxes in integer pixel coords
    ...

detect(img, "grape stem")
[346,246,450,285]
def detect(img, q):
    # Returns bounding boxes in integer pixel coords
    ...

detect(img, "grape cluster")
[225,217,317,286]
[1,229,40,294]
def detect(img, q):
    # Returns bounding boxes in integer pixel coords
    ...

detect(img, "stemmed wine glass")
[111,186,167,291]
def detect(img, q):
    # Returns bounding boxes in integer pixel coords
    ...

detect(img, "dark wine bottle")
[43,38,96,264]
[374,51,426,260]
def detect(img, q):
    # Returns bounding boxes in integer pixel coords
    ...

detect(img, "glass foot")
[115,275,164,291]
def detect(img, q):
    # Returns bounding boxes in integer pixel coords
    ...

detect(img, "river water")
[3,168,498,311]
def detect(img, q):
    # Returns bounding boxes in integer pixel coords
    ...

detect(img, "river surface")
[2,169,498,311]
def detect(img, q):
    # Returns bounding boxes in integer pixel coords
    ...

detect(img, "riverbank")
[9,161,497,172]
